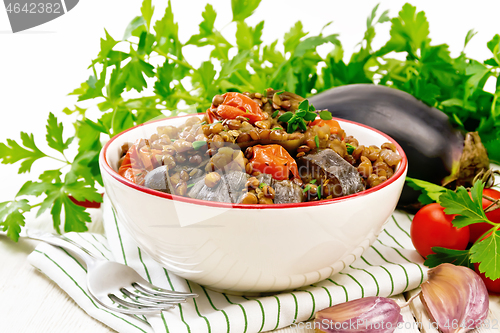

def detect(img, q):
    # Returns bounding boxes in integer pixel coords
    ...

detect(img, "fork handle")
[27,232,99,267]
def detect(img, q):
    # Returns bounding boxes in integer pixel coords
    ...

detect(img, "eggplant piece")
[297,149,365,197]
[188,171,305,204]
[256,173,304,203]
[144,166,172,194]
[188,171,249,203]
[309,84,489,207]
[272,180,305,204]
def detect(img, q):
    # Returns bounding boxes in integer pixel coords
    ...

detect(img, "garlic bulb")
[420,263,489,333]
[314,296,403,333]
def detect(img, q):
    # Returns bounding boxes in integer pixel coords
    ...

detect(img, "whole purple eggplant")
[309,84,489,208]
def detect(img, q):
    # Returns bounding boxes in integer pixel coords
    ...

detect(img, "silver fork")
[27,231,197,315]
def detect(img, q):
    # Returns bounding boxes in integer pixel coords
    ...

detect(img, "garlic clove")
[314,296,403,333]
[420,263,489,333]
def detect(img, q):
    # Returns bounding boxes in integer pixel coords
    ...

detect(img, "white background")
[1,0,500,204]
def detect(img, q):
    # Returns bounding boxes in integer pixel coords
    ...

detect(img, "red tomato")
[210,92,266,124]
[474,263,500,294]
[249,145,300,181]
[309,118,343,136]
[469,188,500,243]
[474,231,500,293]
[410,203,470,258]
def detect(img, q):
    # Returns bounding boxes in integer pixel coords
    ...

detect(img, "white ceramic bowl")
[99,115,408,293]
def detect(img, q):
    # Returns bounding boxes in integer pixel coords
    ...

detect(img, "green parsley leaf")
[46,113,74,154]
[346,143,356,155]
[314,135,319,148]
[278,112,294,123]
[231,0,261,22]
[303,185,311,193]
[140,0,155,31]
[98,29,118,59]
[310,179,317,184]
[470,230,500,280]
[271,110,279,118]
[0,200,31,242]
[122,58,155,92]
[297,99,309,112]
[124,16,147,40]
[259,183,267,189]
[192,141,207,150]
[424,247,473,270]
[297,119,307,131]
[187,183,195,188]
[463,29,477,50]
[296,109,306,118]
[439,180,490,228]
[0,132,47,173]
[236,21,252,50]
[406,177,448,205]
[284,21,308,54]
[304,111,317,122]
[378,3,429,55]
[271,127,282,131]
[275,91,284,95]
[288,122,298,133]
[319,110,333,120]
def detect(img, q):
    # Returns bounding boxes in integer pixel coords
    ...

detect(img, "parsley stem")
[154,48,195,70]
[234,72,255,90]
[30,202,43,209]
[110,106,118,137]
[171,93,207,104]
[48,156,70,164]
[491,93,498,119]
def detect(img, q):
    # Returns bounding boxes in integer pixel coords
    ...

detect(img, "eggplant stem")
[400,291,421,308]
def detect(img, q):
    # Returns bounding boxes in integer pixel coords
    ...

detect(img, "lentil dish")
[118,89,402,205]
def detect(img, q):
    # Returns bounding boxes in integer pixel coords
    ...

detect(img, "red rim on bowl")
[101,114,408,210]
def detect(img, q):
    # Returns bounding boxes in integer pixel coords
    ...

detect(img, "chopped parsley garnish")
[346,143,356,154]
[318,110,332,120]
[310,179,317,184]
[192,140,207,150]
[314,135,319,148]
[303,185,311,193]
[278,99,317,133]
[271,110,279,118]
[259,183,267,188]
[187,183,195,188]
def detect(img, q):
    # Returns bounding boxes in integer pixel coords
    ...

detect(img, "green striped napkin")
[28,196,427,333]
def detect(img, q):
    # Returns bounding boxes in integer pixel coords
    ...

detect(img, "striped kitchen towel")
[28,196,427,333]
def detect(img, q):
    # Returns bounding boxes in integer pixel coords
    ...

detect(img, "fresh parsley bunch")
[1,0,500,241]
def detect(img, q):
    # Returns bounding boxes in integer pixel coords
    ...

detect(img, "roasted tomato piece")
[118,140,156,185]
[309,118,343,136]
[121,168,147,186]
[210,92,266,124]
[249,144,300,181]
